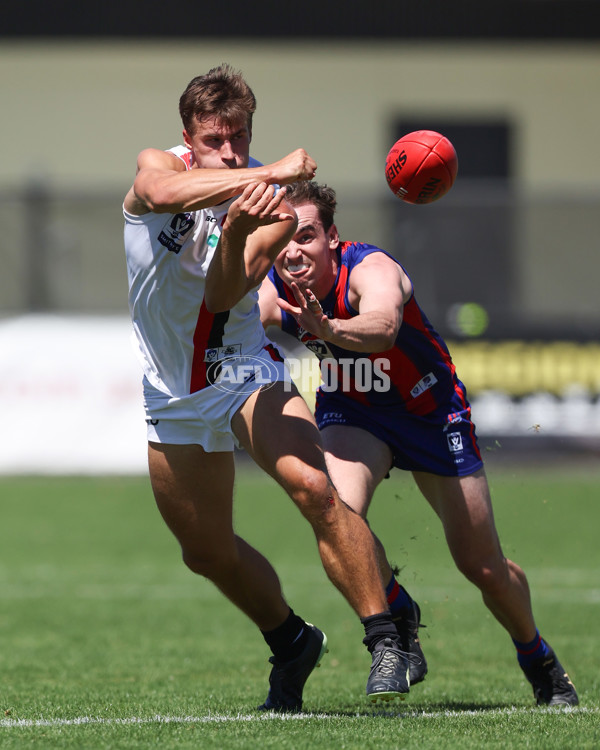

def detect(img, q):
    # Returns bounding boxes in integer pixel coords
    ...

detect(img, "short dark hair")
[179,64,256,134]
[284,181,337,231]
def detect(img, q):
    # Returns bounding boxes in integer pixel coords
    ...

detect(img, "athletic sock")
[361,611,400,653]
[261,609,310,663]
[386,576,414,619]
[512,629,551,667]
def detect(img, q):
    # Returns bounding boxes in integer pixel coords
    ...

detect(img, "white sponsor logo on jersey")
[204,344,242,362]
[410,372,438,398]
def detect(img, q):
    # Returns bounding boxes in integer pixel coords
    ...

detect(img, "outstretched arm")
[124,147,317,216]
[277,253,412,353]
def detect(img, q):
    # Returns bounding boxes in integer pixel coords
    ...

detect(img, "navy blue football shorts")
[315,390,484,478]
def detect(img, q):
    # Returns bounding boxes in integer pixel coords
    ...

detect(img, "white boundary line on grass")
[1,706,598,728]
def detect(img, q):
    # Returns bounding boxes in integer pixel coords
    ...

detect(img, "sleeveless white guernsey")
[124,148,271,399]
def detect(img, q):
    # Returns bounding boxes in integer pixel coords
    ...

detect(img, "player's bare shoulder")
[124,148,186,216]
[137,147,187,173]
[350,251,412,305]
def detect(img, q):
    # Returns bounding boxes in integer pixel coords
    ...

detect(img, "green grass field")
[1,465,598,749]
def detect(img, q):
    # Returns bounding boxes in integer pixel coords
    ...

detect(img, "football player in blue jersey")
[259,180,578,706]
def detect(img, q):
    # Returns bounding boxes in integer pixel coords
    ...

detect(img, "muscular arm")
[123,147,316,215]
[278,253,412,353]
[205,184,298,313]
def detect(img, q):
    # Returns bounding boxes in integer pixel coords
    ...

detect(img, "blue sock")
[512,629,550,666]
[386,575,413,618]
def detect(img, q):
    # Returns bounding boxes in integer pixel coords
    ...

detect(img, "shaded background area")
[1,4,599,472]
[2,0,598,39]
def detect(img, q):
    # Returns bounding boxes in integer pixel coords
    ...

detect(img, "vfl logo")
[447,432,464,453]
[158,213,195,254]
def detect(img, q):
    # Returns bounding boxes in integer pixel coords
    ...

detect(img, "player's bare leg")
[233,382,411,703]
[413,467,578,705]
[148,442,290,631]
[320,424,394,576]
[413,468,537,642]
[232,384,388,618]
[149,441,331,712]
[322,424,428,685]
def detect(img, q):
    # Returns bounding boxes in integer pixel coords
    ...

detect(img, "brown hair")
[179,64,256,134]
[284,181,337,231]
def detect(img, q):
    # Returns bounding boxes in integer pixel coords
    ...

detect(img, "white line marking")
[1,706,597,729]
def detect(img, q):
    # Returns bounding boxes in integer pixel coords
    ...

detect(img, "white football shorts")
[143,349,289,452]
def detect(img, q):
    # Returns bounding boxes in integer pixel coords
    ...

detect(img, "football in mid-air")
[385,130,458,204]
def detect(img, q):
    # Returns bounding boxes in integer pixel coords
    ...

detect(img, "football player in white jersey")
[123,64,411,711]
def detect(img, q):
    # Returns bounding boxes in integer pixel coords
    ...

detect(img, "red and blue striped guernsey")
[268,241,469,416]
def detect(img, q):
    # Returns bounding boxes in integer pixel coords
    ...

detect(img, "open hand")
[276,282,332,339]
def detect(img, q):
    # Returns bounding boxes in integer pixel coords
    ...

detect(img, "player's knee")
[181,549,215,577]
[288,469,337,524]
[181,545,234,579]
[458,558,509,595]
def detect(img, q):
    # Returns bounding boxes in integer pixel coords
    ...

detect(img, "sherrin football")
[385,130,458,204]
